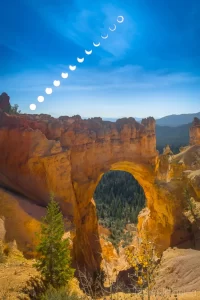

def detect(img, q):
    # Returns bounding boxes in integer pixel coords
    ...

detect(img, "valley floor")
[1,247,200,299]
[0,260,38,299]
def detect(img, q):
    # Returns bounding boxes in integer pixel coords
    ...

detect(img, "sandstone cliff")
[0,111,200,273]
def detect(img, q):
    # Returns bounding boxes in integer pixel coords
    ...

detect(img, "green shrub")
[9,104,21,114]
[19,276,46,300]
[40,286,81,300]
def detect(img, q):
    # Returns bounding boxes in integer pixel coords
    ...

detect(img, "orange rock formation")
[0,110,200,273]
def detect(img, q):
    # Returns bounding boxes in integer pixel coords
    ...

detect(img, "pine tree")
[34,193,75,288]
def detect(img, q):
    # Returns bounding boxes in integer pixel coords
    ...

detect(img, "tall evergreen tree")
[34,193,75,288]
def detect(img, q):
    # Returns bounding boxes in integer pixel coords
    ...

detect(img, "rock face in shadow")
[0,93,10,112]
[190,117,200,145]
[0,111,199,273]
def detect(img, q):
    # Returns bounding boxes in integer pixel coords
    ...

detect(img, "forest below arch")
[94,170,146,248]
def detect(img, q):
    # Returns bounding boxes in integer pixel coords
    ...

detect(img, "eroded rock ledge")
[0,111,156,151]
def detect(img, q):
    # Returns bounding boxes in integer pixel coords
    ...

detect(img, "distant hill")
[102,117,142,122]
[103,112,200,127]
[156,123,191,154]
[102,118,117,122]
[156,112,200,127]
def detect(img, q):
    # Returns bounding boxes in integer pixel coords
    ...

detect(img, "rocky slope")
[0,109,200,273]
[153,247,200,294]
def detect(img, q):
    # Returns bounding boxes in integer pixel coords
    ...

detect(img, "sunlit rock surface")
[0,111,200,272]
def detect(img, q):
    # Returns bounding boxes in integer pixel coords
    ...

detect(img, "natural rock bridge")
[0,110,200,272]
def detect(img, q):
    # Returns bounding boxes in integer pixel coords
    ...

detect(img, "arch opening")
[72,156,186,275]
[93,170,146,250]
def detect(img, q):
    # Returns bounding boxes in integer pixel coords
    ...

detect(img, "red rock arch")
[0,110,198,272]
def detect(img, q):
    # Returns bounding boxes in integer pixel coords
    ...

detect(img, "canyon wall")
[0,110,199,272]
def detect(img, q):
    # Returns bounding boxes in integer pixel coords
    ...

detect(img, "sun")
[30,15,125,110]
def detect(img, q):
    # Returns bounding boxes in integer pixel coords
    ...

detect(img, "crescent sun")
[77,57,84,63]
[69,65,76,71]
[53,80,60,87]
[85,49,92,55]
[101,34,108,39]
[109,24,116,31]
[117,16,124,23]
[93,42,100,47]
[45,88,53,95]
[61,72,68,79]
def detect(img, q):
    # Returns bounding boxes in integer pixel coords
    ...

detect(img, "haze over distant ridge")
[101,111,200,127]
[100,112,199,152]
[156,112,200,127]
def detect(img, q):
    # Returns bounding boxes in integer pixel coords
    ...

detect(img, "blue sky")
[0,0,200,118]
